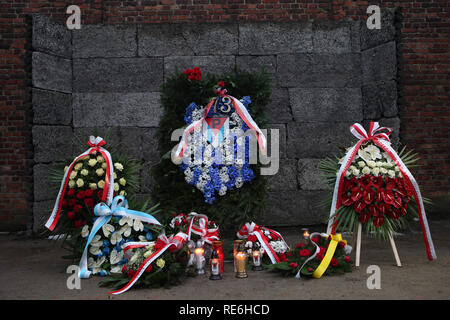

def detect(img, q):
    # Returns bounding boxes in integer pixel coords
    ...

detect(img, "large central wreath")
[172,84,266,204]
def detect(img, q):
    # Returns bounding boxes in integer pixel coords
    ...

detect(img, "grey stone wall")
[31,12,400,231]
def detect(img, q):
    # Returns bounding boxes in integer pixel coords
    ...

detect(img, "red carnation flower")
[289,263,298,269]
[299,249,310,257]
[174,221,180,227]
[344,256,350,263]
[218,80,225,88]
[76,191,85,200]
[184,68,192,76]
[331,257,338,267]
[296,242,305,249]
[73,204,82,213]
[145,264,153,273]
[67,211,75,220]
[84,189,94,198]
[67,189,75,197]
[68,198,77,207]
[247,235,257,243]
[84,198,94,208]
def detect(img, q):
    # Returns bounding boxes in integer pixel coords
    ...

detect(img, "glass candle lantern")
[302,228,310,242]
[212,240,224,273]
[209,249,222,280]
[235,243,248,278]
[194,244,205,275]
[252,245,263,271]
[233,240,244,272]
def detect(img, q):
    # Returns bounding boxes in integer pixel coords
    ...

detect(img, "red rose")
[317,253,324,261]
[67,211,75,220]
[279,253,287,261]
[247,235,257,242]
[182,218,187,225]
[287,252,292,257]
[145,264,153,273]
[62,200,68,208]
[68,198,77,207]
[84,198,94,208]
[121,265,127,274]
[73,204,82,213]
[331,257,338,267]
[174,221,180,227]
[172,213,178,217]
[76,191,85,200]
[184,68,192,76]
[339,241,346,249]
[218,80,225,88]
[97,190,104,200]
[194,74,201,81]
[84,189,94,198]
[299,249,310,257]
[308,267,313,272]
[127,269,136,279]
[344,256,350,263]
[67,189,75,197]
[311,237,319,243]
[289,263,298,269]
[319,247,326,255]
[74,220,83,228]
[296,242,305,249]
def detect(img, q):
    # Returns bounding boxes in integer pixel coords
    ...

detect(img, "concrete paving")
[1,219,449,300]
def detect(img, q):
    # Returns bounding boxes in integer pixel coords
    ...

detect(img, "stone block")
[32,14,72,58]
[32,52,72,93]
[262,190,329,226]
[297,158,329,191]
[236,55,277,75]
[277,53,361,88]
[32,88,72,125]
[33,163,59,202]
[73,58,163,92]
[142,128,160,163]
[266,87,293,123]
[164,56,235,79]
[362,41,397,86]
[350,20,361,52]
[239,22,313,54]
[267,159,297,191]
[362,80,398,119]
[312,21,351,53]
[139,23,238,56]
[267,123,286,159]
[141,161,158,194]
[73,25,137,58]
[361,8,397,50]
[118,127,145,160]
[33,126,73,162]
[33,200,54,233]
[290,88,363,122]
[287,122,354,159]
[73,92,162,127]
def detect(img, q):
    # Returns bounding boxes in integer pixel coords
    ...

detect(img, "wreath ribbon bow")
[327,122,436,261]
[237,222,289,264]
[78,196,161,279]
[187,212,220,245]
[45,136,114,231]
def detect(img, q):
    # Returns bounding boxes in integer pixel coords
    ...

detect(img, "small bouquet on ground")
[99,212,220,294]
[236,222,289,265]
[265,233,354,278]
[319,122,436,261]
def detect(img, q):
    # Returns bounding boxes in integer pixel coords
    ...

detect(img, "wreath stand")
[351,222,402,267]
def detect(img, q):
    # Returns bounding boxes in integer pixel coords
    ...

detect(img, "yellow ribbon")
[312,234,346,279]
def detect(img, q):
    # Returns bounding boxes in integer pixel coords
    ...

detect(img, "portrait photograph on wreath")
[0,0,449,312]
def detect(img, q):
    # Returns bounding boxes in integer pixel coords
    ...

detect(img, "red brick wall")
[0,0,448,230]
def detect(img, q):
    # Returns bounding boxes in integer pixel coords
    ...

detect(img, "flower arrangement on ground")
[265,233,354,278]
[319,122,436,261]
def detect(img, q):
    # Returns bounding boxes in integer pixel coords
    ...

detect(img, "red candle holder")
[212,240,224,273]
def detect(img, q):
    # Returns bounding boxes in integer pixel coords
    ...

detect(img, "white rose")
[388,170,396,178]
[362,167,371,175]
[96,168,104,176]
[89,183,97,190]
[380,168,388,175]
[80,169,89,176]
[114,183,119,192]
[96,155,104,163]
[98,180,105,189]
[119,178,126,186]
[357,161,366,168]
[376,161,384,167]
[113,172,117,179]
[64,165,69,172]
[119,190,127,196]
[88,159,97,167]
[367,160,376,168]
[372,167,380,176]
[69,171,77,179]
[114,163,124,171]
[68,180,75,188]
[156,258,165,268]
[76,178,84,188]
[74,163,83,171]
[102,162,107,169]
[352,168,360,176]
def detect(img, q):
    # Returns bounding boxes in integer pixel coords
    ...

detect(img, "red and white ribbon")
[45,136,114,231]
[327,122,436,261]
[109,231,188,295]
[186,212,220,245]
[236,222,289,264]
[174,93,267,159]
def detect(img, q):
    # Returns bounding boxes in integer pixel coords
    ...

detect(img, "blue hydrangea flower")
[184,102,199,124]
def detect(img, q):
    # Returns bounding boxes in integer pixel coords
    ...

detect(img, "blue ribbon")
[78,195,161,279]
